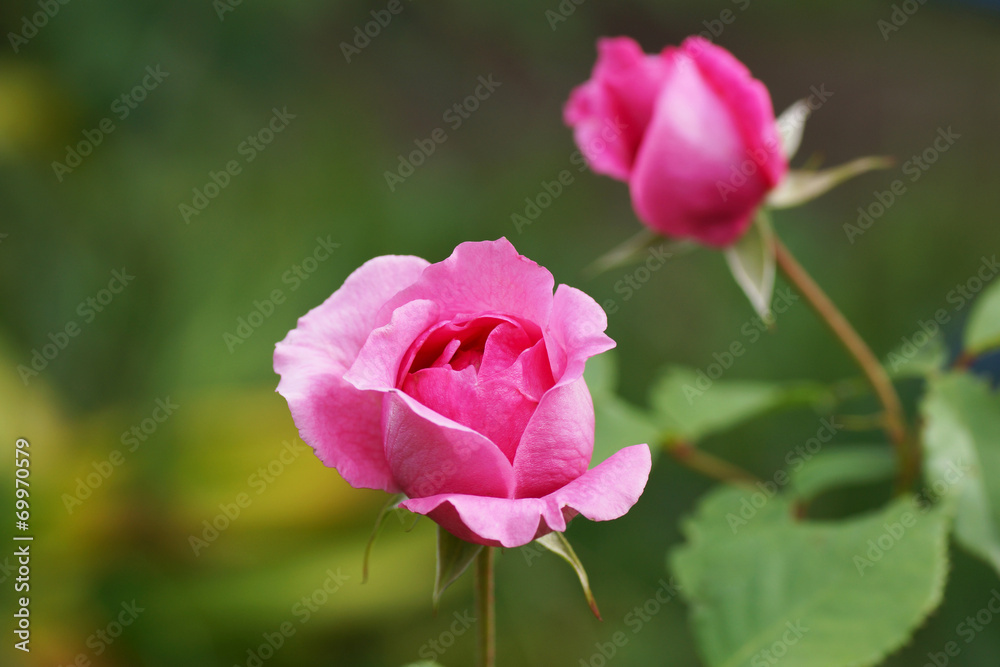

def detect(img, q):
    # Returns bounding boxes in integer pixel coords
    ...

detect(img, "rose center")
[398,315,553,462]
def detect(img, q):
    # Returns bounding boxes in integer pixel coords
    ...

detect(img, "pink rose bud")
[274,239,651,548]
[564,36,787,247]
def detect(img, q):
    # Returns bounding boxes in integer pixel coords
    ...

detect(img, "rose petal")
[384,391,515,499]
[543,284,615,384]
[344,299,440,391]
[479,321,532,378]
[274,255,429,491]
[401,444,652,547]
[374,238,555,332]
[564,37,670,179]
[629,38,782,247]
[684,36,786,188]
[400,361,536,463]
[512,377,594,499]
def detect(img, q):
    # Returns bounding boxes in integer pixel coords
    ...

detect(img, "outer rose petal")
[564,37,670,180]
[374,238,555,332]
[401,444,652,548]
[383,391,515,500]
[629,43,765,247]
[684,36,786,188]
[345,299,440,391]
[512,377,594,499]
[543,284,615,384]
[274,255,429,491]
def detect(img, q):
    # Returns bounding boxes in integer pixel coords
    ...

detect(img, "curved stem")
[772,237,918,491]
[665,439,760,485]
[476,547,496,667]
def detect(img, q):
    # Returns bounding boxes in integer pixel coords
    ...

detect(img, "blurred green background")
[2,1,999,665]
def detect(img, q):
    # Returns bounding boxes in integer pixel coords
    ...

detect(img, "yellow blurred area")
[0,62,69,160]
[0,350,440,667]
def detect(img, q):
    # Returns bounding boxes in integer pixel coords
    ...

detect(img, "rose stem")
[476,546,496,667]
[665,440,761,484]
[772,236,918,492]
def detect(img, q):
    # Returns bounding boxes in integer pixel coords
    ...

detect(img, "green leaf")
[363,493,406,583]
[964,276,1000,355]
[536,532,601,620]
[775,99,812,161]
[724,213,776,323]
[433,528,483,609]
[671,487,950,667]
[402,662,446,667]
[585,351,661,466]
[650,366,831,444]
[767,157,894,209]
[789,446,896,501]
[920,372,1000,575]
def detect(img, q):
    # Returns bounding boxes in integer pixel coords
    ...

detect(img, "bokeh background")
[2,1,1000,665]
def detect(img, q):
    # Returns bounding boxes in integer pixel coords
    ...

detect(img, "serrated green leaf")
[586,351,660,466]
[433,528,482,609]
[767,156,894,209]
[964,275,1000,355]
[650,367,830,444]
[789,446,896,501]
[363,493,406,583]
[671,487,950,667]
[536,532,601,619]
[724,213,776,323]
[920,372,1000,575]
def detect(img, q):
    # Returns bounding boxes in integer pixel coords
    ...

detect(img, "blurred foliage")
[1,0,1000,666]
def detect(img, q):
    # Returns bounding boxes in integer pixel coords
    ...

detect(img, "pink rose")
[564,36,787,247]
[274,239,651,548]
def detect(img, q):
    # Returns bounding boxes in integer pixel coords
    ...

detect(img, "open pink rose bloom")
[564,36,787,247]
[274,239,651,547]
